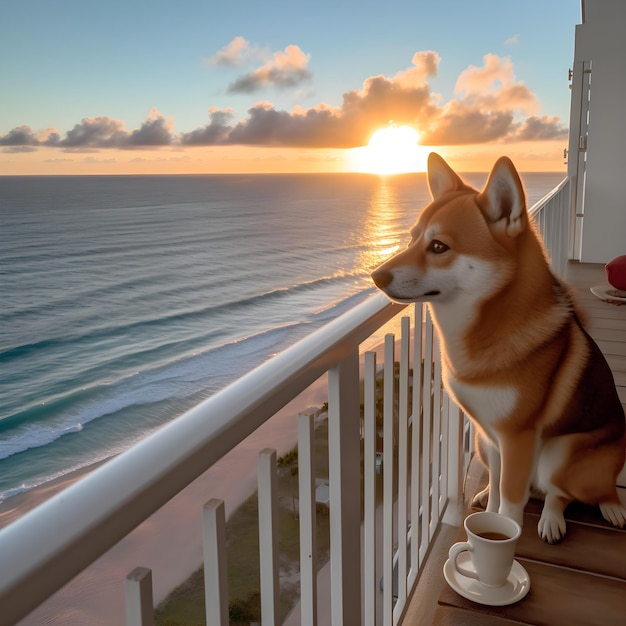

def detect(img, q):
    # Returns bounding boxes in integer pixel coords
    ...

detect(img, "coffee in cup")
[448,511,521,587]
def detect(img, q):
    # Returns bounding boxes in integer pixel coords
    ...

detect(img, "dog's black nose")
[371,267,392,289]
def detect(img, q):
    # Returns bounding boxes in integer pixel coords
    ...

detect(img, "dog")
[371,153,626,543]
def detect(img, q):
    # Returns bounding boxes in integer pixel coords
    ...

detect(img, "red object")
[606,255,626,290]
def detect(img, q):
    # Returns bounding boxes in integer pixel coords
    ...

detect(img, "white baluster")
[125,566,154,626]
[258,448,279,626]
[327,349,362,626]
[203,498,228,626]
[363,351,378,623]
[298,411,318,626]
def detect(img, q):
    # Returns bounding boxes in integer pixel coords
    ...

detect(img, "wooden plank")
[596,339,626,357]
[586,316,626,332]
[564,262,605,285]
[580,303,626,320]
[587,326,626,343]
[438,559,626,626]
[606,354,626,372]
[516,511,626,580]
[432,605,526,625]
[463,495,626,578]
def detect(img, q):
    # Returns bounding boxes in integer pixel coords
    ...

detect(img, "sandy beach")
[3,320,403,626]
[4,379,329,626]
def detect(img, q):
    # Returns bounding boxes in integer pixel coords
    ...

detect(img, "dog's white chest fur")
[444,373,518,430]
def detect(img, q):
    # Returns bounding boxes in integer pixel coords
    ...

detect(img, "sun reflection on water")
[357,178,405,276]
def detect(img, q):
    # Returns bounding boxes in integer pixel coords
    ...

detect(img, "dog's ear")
[427,152,466,200]
[476,157,527,237]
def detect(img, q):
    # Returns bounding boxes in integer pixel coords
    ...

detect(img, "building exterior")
[568,0,626,263]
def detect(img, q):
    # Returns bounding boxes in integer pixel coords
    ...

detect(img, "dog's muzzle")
[371,267,393,289]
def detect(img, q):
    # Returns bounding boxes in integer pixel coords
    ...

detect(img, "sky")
[0,0,582,175]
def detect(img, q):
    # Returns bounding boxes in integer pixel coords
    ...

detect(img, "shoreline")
[0,459,111,529]
[9,379,330,626]
[1,318,401,526]
[5,327,401,625]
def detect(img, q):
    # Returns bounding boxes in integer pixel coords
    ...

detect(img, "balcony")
[1,177,625,626]
[405,260,626,626]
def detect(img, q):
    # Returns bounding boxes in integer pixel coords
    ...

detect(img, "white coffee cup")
[448,511,521,587]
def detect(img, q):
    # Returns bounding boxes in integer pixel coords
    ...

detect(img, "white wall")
[571,0,626,263]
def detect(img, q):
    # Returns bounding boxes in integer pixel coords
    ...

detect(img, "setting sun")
[349,125,430,174]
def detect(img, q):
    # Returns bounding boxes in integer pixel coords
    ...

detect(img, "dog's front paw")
[599,502,626,528]
[538,510,566,544]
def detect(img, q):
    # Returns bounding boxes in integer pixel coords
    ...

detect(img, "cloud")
[421,103,515,145]
[59,109,173,148]
[2,145,38,153]
[126,109,174,146]
[205,36,255,67]
[511,115,568,141]
[0,109,175,150]
[187,51,563,148]
[60,116,125,148]
[227,44,312,93]
[0,125,40,146]
[0,125,60,147]
[0,51,568,152]
[184,52,441,148]
[420,53,546,145]
[179,106,234,145]
[505,34,521,46]
[227,102,345,147]
[83,156,117,164]
[206,37,312,93]
[393,51,440,87]
[130,155,191,163]
[454,53,537,114]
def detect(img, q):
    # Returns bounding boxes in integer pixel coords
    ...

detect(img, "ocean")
[0,171,564,504]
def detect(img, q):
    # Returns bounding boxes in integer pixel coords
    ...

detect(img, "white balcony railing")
[529,177,570,277]
[0,177,569,626]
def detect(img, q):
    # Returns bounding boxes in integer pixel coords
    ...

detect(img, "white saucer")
[590,285,626,303]
[443,553,531,606]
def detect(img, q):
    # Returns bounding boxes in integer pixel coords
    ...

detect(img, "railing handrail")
[527,175,570,278]
[528,176,568,217]
[0,293,405,625]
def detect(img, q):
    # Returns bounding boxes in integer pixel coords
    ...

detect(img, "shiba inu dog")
[371,153,626,543]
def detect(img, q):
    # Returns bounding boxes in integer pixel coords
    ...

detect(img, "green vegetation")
[155,419,330,626]
[155,363,410,625]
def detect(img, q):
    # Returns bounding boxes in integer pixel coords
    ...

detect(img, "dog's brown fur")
[371,153,626,542]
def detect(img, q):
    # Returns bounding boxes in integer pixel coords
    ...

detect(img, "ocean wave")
[0,286,373,466]
[0,449,115,503]
[0,324,291,460]
[0,270,366,359]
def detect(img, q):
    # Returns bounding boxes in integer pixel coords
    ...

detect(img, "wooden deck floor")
[421,262,626,626]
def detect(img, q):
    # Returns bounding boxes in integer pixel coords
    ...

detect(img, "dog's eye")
[428,239,449,254]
